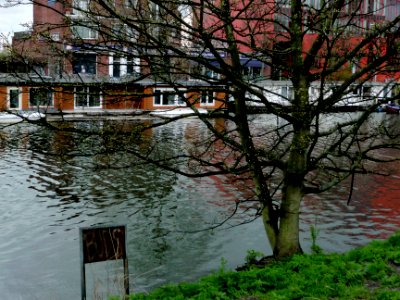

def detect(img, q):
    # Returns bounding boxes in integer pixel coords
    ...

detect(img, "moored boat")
[0,111,46,123]
[150,107,208,118]
[385,105,400,114]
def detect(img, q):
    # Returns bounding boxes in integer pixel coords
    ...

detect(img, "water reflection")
[0,115,399,299]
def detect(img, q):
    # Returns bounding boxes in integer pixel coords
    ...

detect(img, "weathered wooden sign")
[81,225,126,263]
[80,225,129,300]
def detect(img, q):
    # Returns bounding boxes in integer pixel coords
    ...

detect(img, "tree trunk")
[274,183,303,258]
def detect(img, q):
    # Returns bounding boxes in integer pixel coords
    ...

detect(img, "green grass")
[126,232,400,300]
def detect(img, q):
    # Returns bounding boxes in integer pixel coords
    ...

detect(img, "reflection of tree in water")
[3,120,223,282]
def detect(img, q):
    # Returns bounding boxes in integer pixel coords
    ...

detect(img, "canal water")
[0,115,399,299]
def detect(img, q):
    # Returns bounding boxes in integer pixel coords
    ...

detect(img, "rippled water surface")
[1,116,400,299]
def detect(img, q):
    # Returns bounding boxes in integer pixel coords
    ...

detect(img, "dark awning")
[240,58,263,68]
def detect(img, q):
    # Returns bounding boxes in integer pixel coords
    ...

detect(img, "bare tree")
[5,0,400,258]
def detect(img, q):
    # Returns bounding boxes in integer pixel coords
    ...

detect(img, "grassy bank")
[125,232,400,299]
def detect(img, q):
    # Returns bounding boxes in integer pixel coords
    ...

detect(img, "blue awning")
[240,59,263,68]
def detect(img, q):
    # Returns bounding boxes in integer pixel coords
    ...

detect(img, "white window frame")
[126,55,140,75]
[109,53,139,77]
[7,87,22,110]
[153,88,186,106]
[200,90,215,106]
[74,86,102,109]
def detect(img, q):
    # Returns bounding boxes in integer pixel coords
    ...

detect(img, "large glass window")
[75,86,101,108]
[29,88,53,107]
[154,89,186,106]
[72,53,97,75]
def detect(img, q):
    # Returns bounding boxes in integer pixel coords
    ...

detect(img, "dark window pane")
[30,88,53,106]
[154,90,161,105]
[88,87,101,107]
[72,54,96,75]
[9,89,19,108]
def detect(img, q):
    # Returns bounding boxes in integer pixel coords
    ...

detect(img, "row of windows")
[70,52,263,79]
[72,0,140,13]
[280,0,387,15]
[7,88,216,109]
[72,53,138,77]
[71,24,138,41]
[8,88,54,109]
[154,89,214,106]
[188,64,263,81]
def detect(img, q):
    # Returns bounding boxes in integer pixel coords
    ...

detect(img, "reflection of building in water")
[302,161,400,244]
[182,118,259,218]
[362,172,400,238]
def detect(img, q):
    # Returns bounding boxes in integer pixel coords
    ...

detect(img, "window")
[352,87,360,95]
[154,89,186,106]
[50,32,60,41]
[125,0,137,8]
[75,86,101,108]
[8,88,21,109]
[385,0,400,21]
[29,88,53,107]
[204,68,219,79]
[110,54,138,77]
[113,56,121,77]
[112,24,125,39]
[73,0,89,14]
[72,53,96,74]
[125,27,138,42]
[351,59,359,74]
[347,0,361,14]
[367,0,375,13]
[200,90,214,106]
[276,0,290,6]
[304,0,321,9]
[72,25,97,39]
[274,13,290,32]
[149,1,159,18]
[281,86,294,100]
[243,66,262,79]
[189,64,220,81]
[111,24,137,42]
[126,54,136,75]
[362,86,372,99]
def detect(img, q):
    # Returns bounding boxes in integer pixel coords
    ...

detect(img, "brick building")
[3,0,400,113]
